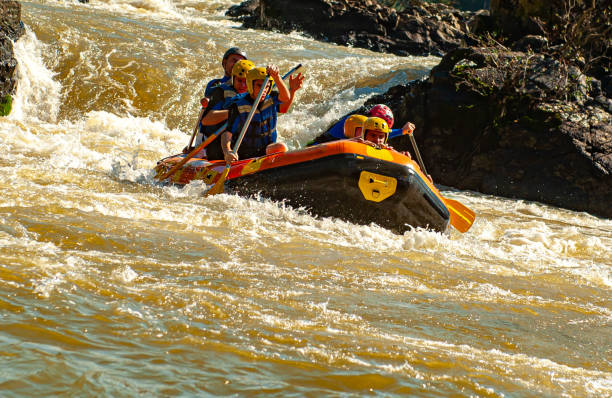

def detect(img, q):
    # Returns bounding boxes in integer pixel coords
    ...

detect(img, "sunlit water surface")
[1,1,611,396]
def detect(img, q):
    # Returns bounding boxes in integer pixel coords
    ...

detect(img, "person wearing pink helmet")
[307,104,415,145]
[367,104,395,128]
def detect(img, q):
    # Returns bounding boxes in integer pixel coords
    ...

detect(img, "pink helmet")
[367,104,394,128]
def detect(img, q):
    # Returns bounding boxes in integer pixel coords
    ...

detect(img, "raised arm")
[267,64,290,103]
[279,72,304,114]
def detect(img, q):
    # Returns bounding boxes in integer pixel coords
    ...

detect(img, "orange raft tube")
[155,140,451,233]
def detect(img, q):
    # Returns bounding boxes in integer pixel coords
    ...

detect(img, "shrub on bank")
[0,95,12,116]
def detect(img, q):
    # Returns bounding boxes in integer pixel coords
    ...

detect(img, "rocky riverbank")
[0,0,24,116]
[228,0,477,57]
[228,0,611,219]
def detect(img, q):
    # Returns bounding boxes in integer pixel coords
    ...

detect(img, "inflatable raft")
[155,140,451,233]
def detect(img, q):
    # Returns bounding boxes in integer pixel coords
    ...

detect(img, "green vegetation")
[0,95,12,117]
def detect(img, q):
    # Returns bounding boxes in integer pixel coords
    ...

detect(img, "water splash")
[10,28,62,123]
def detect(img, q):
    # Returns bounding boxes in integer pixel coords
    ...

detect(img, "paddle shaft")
[231,75,271,155]
[407,131,476,232]
[187,105,206,149]
[409,134,428,176]
[279,64,302,85]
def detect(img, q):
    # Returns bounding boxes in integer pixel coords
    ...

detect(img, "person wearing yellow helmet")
[358,117,420,171]
[307,104,416,146]
[204,60,254,114]
[343,114,368,138]
[362,117,390,146]
[192,59,257,158]
[215,64,295,163]
[201,59,255,124]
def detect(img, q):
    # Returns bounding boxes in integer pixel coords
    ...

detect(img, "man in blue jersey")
[204,47,248,98]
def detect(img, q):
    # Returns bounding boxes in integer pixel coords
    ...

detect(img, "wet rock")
[1,1,23,115]
[0,0,25,41]
[512,35,548,52]
[228,0,475,57]
[0,35,17,100]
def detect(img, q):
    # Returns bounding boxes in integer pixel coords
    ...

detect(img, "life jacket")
[204,75,230,98]
[227,92,280,159]
[195,83,239,147]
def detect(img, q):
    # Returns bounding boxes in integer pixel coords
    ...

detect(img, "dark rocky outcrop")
[317,46,611,218]
[0,0,25,41]
[1,0,25,116]
[228,0,477,56]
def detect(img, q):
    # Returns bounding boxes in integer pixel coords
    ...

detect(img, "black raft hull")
[227,152,450,233]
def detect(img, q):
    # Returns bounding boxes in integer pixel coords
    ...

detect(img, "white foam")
[10,28,62,123]
[112,266,139,283]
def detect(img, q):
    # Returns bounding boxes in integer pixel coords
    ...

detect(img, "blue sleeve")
[328,115,350,139]
[212,99,227,110]
[388,128,403,139]
[204,78,221,98]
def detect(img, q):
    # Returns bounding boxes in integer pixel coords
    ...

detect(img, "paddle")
[205,75,272,197]
[444,197,476,233]
[186,97,210,150]
[407,131,475,233]
[157,122,227,181]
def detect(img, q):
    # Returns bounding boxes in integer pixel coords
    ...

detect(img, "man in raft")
[204,47,248,97]
[360,116,393,147]
[342,114,368,139]
[216,65,295,163]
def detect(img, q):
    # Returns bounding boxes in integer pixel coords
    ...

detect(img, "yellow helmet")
[343,114,368,138]
[363,117,390,143]
[246,67,268,96]
[232,59,255,79]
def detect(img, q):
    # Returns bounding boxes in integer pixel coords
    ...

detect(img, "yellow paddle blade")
[204,166,230,197]
[444,198,476,233]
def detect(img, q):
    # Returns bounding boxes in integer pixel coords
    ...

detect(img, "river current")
[1,1,611,396]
